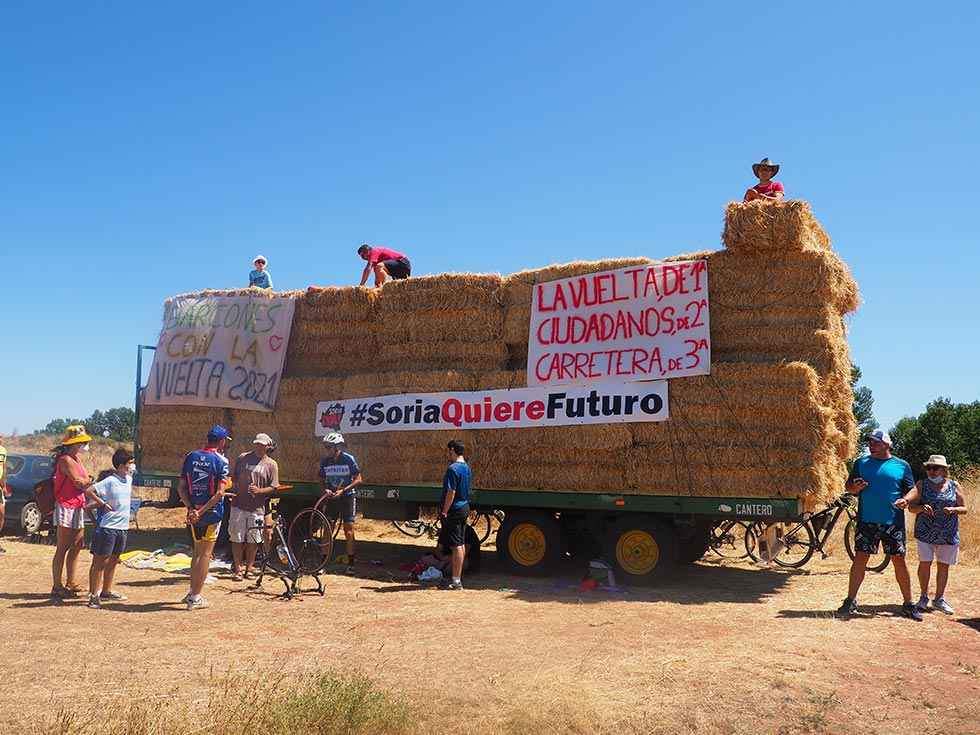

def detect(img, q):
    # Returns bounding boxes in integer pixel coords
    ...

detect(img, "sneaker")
[447,580,463,591]
[836,597,857,617]
[100,591,128,601]
[932,598,954,615]
[87,595,102,609]
[901,602,924,621]
[186,596,210,611]
[915,594,929,611]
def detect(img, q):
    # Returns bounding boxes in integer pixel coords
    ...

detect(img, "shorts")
[91,527,128,557]
[53,503,85,529]
[381,257,411,279]
[228,506,265,544]
[191,521,222,543]
[855,520,906,556]
[442,505,470,547]
[325,494,357,524]
[916,541,959,565]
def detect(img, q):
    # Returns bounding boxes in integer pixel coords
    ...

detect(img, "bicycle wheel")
[709,521,752,559]
[392,519,427,537]
[769,521,816,569]
[844,518,890,573]
[467,511,493,544]
[288,509,334,573]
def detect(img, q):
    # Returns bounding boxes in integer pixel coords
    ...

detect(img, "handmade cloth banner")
[144,293,295,411]
[527,259,711,386]
[314,381,668,435]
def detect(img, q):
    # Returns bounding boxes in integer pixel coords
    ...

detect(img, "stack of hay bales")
[139,200,858,509]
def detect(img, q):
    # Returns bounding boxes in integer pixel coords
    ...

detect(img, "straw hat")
[253,433,275,447]
[923,454,950,468]
[60,424,92,446]
[752,157,780,177]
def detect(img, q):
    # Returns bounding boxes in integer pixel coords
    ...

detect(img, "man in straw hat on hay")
[837,430,921,621]
[743,158,785,202]
[177,425,233,610]
[357,243,412,287]
[319,432,363,574]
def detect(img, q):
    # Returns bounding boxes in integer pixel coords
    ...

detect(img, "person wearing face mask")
[84,449,136,608]
[50,425,95,599]
[894,455,968,615]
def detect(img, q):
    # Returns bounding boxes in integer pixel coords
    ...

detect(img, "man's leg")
[451,544,465,580]
[917,560,931,598]
[891,555,913,603]
[244,542,258,574]
[373,262,389,287]
[344,522,355,560]
[231,542,244,576]
[191,539,216,598]
[847,551,870,599]
[935,562,950,599]
[89,555,106,597]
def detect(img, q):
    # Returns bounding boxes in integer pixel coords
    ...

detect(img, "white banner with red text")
[144,293,295,412]
[314,381,669,435]
[527,259,710,386]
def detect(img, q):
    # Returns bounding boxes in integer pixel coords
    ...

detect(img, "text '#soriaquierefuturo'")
[346,388,666,429]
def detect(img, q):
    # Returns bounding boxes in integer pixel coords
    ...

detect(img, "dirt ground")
[1,504,979,735]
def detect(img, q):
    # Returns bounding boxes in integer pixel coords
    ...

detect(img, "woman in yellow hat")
[50,425,94,599]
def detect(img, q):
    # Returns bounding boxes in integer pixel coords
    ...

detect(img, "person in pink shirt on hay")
[357,243,412,287]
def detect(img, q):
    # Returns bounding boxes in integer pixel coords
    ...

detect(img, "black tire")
[844,519,890,573]
[287,509,334,573]
[392,519,426,538]
[605,516,678,585]
[467,511,493,544]
[677,523,712,564]
[762,521,816,569]
[21,501,43,535]
[709,520,752,560]
[496,511,563,576]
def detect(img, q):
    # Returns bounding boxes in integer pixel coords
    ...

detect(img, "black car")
[3,453,55,534]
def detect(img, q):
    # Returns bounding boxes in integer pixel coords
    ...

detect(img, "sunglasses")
[255,261,266,265]
[924,465,944,471]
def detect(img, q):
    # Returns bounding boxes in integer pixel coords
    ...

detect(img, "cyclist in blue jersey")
[177,425,232,611]
[319,432,363,573]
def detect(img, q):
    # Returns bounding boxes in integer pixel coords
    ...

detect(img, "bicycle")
[252,501,328,599]
[708,520,757,559]
[392,508,504,544]
[745,494,890,572]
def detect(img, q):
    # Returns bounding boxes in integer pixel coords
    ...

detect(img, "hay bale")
[376,341,509,373]
[343,370,479,398]
[376,307,504,345]
[138,405,227,472]
[295,286,379,323]
[376,273,502,315]
[722,199,831,254]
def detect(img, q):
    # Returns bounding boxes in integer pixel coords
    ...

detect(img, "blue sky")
[1,2,977,436]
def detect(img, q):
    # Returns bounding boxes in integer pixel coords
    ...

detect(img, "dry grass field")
[2,435,978,734]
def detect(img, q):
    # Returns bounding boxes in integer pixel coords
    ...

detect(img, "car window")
[5,456,25,477]
[32,458,54,481]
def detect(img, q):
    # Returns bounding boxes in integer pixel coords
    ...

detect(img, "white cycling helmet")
[323,432,346,445]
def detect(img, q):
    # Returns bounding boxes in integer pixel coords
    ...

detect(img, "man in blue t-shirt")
[178,425,232,610]
[837,430,921,621]
[440,439,471,591]
[319,432,363,573]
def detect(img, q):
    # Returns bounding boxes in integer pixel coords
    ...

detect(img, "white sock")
[452,577,461,585]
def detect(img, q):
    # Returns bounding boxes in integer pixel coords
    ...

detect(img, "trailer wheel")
[496,511,562,576]
[606,517,677,585]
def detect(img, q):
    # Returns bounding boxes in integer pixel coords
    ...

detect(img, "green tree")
[36,407,135,442]
[890,398,980,478]
[850,364,878,446]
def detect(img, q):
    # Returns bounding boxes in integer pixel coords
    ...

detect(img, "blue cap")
[207,424,232,442]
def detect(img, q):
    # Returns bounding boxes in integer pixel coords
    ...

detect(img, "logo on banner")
[319,403,346,430]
